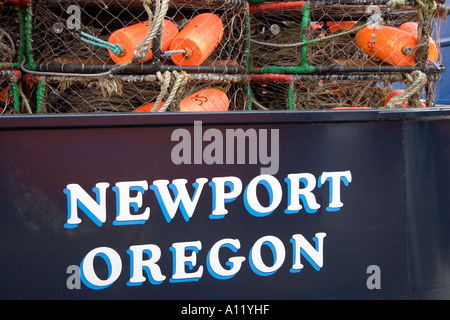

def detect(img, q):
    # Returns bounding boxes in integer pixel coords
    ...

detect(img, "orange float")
[133,88,229,112]
[326,21,357,33]
[169,13,224,66]
[108,19,179,64]
[398,22,438,62]
[355,25,437,66]
[398,22,420,34]
[310,23,326,38]
[310,23,323,30]
[180,88,229,112]
[133,101,164,112]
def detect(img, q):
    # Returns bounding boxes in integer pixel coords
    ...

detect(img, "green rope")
[287,81,294,110]
[254,65,314,74]
[300,2,310,70]
[11,79,20,112]
[25,2,36,70]
[17,6,26,67]
[0,62,14,69]
[35,78,45,114]
[247,83,253,110]
[77,30,123,56]
[249,2,315,74]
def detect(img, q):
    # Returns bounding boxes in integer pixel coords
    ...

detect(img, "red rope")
[249,1,306,14]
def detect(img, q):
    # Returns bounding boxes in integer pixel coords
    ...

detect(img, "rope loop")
[386,70,427,108]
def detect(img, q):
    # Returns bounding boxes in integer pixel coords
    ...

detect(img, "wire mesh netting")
[0,0,447,113]
[248,0,444,72]
[248,72,440,110]
[246,0,446,108]
[0,2,22,66]
[29,0,249,73]
[39,73,249,113]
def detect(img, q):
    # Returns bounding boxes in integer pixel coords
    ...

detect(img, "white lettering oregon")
[76,233,326,290]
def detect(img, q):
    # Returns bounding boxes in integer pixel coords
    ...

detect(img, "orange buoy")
[398,22,420,34]
[108,19,179,64]
[326,21,357,33]
[310,23,325,38]
[169,13,224,66]
[310,23,323,30]
[355,25,436,66]
[384,89,425,108]
[133,101,164,112]
[133,88,229,112]
[180,88,229,112]
[398,22,438,62]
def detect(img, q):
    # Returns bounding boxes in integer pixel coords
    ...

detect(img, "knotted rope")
[415,0,437,65]
[152,70,188,112]
[386,70,427,108]
[133,0,170,62]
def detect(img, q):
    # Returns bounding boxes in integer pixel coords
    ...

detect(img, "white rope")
[158,71,188,112]
[152,71,171,112]
[20,57,119,78]
[161,49,186,58]
[251,20,372,48]
[386,0,407,9]
[387,70,427,108]
[134,0,170,62]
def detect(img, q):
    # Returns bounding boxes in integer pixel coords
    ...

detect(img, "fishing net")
[38,73,249,113]
[1,0,447,113]
[28,0,249,74]
[0,2,22,66]
[247,0,445,108]
[248,0,444,72]
[249,72,441,109]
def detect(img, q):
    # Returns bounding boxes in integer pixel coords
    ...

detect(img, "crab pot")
[39,76,164,113]
[249,72,440,110]
[0,2,22,67]
[248,0,443,74]
[29,0,249,75]
[39,73,249,113]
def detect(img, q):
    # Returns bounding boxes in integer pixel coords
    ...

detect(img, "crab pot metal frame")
[248,0,445,75]
[26,0,249,75]
[248,72,441,110]
[38,73,249,113]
